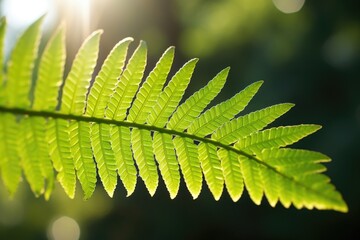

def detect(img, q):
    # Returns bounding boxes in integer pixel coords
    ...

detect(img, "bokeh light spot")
[50,216,81,240]
[272,0,305,14]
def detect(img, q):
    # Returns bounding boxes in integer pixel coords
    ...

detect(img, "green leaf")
[198,142,223,200]
[5,16,44,108]
[47,118,76,199]
[106,41,147,120]
[111,126,137,196]
[188,81,263,137]
[131,128,158,196]
[0,21,347,212]
[61,30,102,114]
[257,148,348,212]
[69,121,97,199]
[239,155,264,205]
[147,58,198,127]
[30,117,54,200]
[91,123,118,197]
[0,17,6,103]
[153,132,180,199]
[0,113,22,195]
[235,125,322,154]
[168,67,228,131]
[86,38,133,117]
[218,149,244,202]
[212,103,294,144]
[127,47,175,123]
[173,136,202,199]
[18,117,45,196]
[33,24,66,111]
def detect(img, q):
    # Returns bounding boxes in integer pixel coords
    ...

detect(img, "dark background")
[0,0,359,239]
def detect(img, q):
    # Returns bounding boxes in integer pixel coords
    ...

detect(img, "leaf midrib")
[0,105,342,207]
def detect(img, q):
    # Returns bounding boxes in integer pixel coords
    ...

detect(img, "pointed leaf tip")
[167,46,175,51]
[92,29,104,36]
[216,67,230,77]
[223,66,231,72]
[148,188,156,197]
[121,37,134,43]
[139,40,147,47]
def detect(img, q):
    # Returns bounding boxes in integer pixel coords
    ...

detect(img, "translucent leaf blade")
[198,142,223,200]
[173,136,202,199]
[0,17,6,104]
[30,117,54,199]
[69,121,97,199]
[127,46,175,123]
[91,123,118,197]
[5,17,43,108]
[61,30,102,115]
[33,24,66,111]
[188,81,263,137]
[111,126,137,196]
[239,155,264,205]
[47,119,76,199]
[260,165,280,207]
[0,113,22,195]
[86,37,133,117]
[147,58,198,127]
[212,103,294,144]
[218,149,244,202]
[106,41,147,121]
[18,117,44,196]
[153,132,180,199]
[168,67,228,131]
[235,125,322,153]
[258,148,348,212]
[131,128,158,196]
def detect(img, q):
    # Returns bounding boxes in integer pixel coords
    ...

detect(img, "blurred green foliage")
[0,0,359,239]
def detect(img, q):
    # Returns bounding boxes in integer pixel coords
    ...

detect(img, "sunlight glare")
[272,0,305,14]
[63,0,91,12]
[1,0,51,27]
[62,0,92,36]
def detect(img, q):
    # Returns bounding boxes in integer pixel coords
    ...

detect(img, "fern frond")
[91,123,117,197]
[212,103,294,144]
[0,17,6,103]
[18,117,45,196]
[218,149,244,201]
[0,17,348,212]
[235,125,321,153]
[147,58,198,127]
[106,41,147,120]
[187,81,263,137]
[168,67,228,131]
[111,126,137,196]
[70,121,97,199]
[256,149,346,212]
[173,136,202,199]
[239,155,264,205]
[127,47,174,123]
[199,142,224,200]
[5,17,43,108]
[131,128,158,195]
[0,114,22,195]
[61,30,102,114]
[86,37,133,118]
[153,132,180,199]
[33,24,66,111]
[47,119,76,199]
